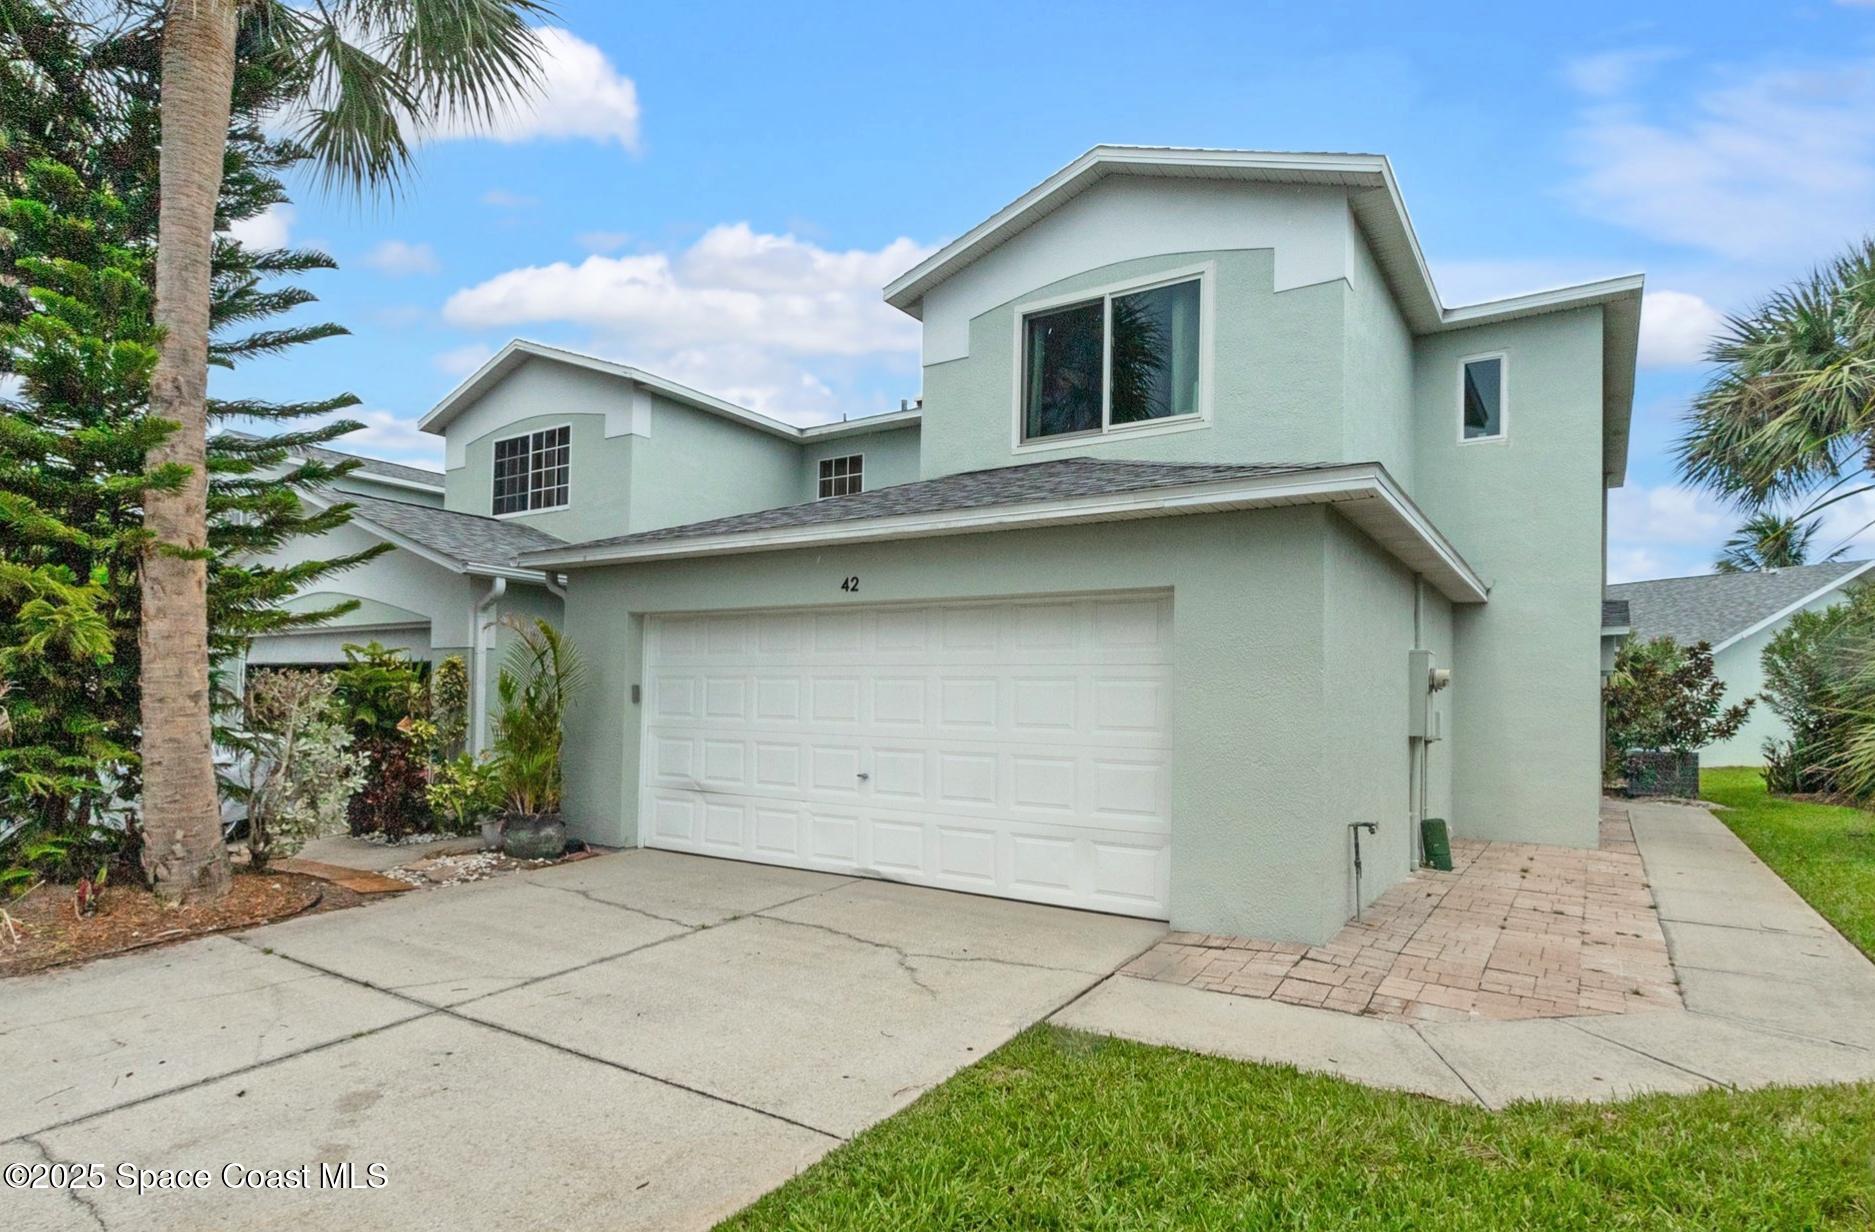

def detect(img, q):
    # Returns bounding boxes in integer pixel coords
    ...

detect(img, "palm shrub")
[226,670,364,870]
[491,619,586,818]
[332,642,431,839]
[1604,638,1753,787]
[1760,584,1875,798]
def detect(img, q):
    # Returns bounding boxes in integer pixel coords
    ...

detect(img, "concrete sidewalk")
[1055,799,1875,1106]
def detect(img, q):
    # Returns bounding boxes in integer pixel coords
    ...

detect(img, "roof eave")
[519,463,1489,604]
[1709,559,1875,654]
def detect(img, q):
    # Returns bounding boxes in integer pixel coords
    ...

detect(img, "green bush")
[430,654,470,759]
[1604,637,1752,780]
[426,753,502,835]
[226,670,365,870]
[332,642,432,839]
[1760,583,1875,798]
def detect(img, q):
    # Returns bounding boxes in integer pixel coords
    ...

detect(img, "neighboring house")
[1606,560,1875,767]
[251,146,1642,945]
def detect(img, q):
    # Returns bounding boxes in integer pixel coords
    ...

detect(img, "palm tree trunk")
[140,0,239,903]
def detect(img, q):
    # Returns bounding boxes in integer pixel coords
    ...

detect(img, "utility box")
[1407,648,1435,739]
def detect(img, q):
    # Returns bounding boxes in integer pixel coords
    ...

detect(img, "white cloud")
[360,240,440,277]
[434,343,497,377]
[426,28,640,151]
[1563,47,1678,99]
[1607,545,1669,584]
[226,203,294,250]
[482,189,541,209]
[1566,57,1875,261]
[327,410,443,467]
[1639,290,1727,367]
[576,230,631,254]
[441,224,934,419]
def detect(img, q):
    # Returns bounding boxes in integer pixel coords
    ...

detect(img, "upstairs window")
[1022,275,1203,443]
[818,454,864,499]
[1460,355,1506,442]
[493,425,570,515]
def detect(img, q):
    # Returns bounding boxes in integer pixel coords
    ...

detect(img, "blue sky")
[221,0,1875,582]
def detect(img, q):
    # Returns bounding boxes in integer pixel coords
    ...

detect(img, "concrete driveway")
[2,851,1163,1232]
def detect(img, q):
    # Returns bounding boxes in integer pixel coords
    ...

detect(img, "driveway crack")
[751,916,940,997]
[22,1135,110,1231]
[520,881,697,929]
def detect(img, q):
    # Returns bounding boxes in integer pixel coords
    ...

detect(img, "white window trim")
[816,452,866,501]
[492,422,573,518]
[1009,262,1216,455]
[1456,351,1509,446]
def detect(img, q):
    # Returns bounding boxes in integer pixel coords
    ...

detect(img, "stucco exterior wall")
[1411,309,1607,847]
[559,505,1420,943]
[1701,586,1853,766]
[1342,230,1416,489]
[918,247,1349,480]
[625,395,802,533]
[800,426,922,498]
[1322,516,1420,907]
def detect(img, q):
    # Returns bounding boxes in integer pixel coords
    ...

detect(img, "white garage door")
[640,593,1172,918]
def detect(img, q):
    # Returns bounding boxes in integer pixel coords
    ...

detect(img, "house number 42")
[840,576,860,593]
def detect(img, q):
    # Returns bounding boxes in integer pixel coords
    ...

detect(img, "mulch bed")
[0,868,342,978]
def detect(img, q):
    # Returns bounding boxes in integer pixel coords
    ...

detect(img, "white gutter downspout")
[471,577,507,754]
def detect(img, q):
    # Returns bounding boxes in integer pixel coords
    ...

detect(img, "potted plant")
[490,618,586,860]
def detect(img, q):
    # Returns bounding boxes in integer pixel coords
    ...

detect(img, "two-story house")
[249,147,1641,944]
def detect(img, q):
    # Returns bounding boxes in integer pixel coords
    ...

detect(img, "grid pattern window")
[1022,277,1202,443]
[817,454,864,499]
[492,425,571,515]
[1461,356,1505,441]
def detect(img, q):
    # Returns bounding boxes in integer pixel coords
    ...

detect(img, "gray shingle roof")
[537,458,1341,555]
[301,444,443,489]
[1602,599,1630,629]
[1606,560,1872,648]
[338,491,563,569]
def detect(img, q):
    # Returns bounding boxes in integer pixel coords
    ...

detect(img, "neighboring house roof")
[881,145,1643,485]
[305,489,566,577]
[522,456,1490,603]
[297,444,444,491]
[1606,560,1875,653]
[1602,599,1631,631]
[221,431,445,493]
[418,338,923,443]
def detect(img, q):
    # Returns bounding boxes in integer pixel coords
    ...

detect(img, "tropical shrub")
[332,642,432,839]
[226,671,364,870]
[1604,637,1752,778]
[491,619,586,817]
[1760,585,1875,798]
[430,655,470,760]
[426,754,503,835]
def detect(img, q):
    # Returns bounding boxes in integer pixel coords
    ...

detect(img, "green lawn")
[722,1026,1875,1231]
[1701,766,1875,959]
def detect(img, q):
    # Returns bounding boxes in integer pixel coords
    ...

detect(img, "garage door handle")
[856,772,870,781]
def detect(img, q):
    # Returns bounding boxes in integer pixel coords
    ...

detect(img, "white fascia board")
[259,619,429,639]
[798,410,923,439]
[463,563,554,584]
[1709,560,1875,654]
[521,464,1490,604]
[419,339,803,441]
[1434,273,1646,330]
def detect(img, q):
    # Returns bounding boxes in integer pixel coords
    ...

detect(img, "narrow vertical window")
[491,425,572,514]
[1461,356,1504,441]
[817,454,864,499]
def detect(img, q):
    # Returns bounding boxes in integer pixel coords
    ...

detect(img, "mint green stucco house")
[248,147,1642,944]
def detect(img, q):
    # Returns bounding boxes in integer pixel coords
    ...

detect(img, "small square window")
[1461,356,1505,441]
[492,424,571,514]
[817,454,863,499]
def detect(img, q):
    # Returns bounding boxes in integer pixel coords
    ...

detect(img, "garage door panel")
[643,595,1171,918]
